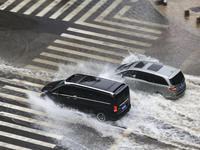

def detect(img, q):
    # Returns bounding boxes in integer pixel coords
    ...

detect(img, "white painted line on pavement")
[0,0,16,10]
[75,21,158,40]
[11,78,44,88]
[10,0,31,12]
[0,92,30,104]
[23,0,47,15]
[0,120,63,140]
[50,0,77,19]
[3,85,40,96]
[0,111,71,131]
[0,130,56,148]
[26,65,56,73]
[67,27,152,47]
[40,52,104,68]
[61,33,145,53]
[114,6,168,28]
[36,0,62,17]
[62,0,92,21]
[54,39,126,57]
[47,45,121,64]
[0,141,32,150]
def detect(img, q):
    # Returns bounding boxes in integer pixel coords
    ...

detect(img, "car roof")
[129,61,179,78]
[65,74,125,94]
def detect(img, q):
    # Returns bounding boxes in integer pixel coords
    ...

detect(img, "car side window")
[123,70,136,78]
[154,76,168,85]
[135,71,154,83]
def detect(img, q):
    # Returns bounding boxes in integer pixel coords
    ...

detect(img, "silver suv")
[116,61,186,99]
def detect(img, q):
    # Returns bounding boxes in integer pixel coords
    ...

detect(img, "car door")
[134,71,155,93]
[57,85,77,107]
[121,70,137,89]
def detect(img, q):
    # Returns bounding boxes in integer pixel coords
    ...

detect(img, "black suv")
[41,74,131,122]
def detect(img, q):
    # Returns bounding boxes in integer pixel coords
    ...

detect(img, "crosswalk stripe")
[0,130,56,148]
[3,85,40,96]
[33,58,83,71]
[23,0,47,15]
[15,71,52,82]
[49,0,77,19]
[95,0,124,21]
[0,92,30,104]
[11,78,44,88]
[61,33,145,53]
[62,0,92,21]
[0,101,46,117]
[0,120,63,140]
[40,52,105,68]
[47,45,121,64]
[10,0,31,13]
[67,27,151,47]
[75,21,158,40]
[77,0,106,22]
[26,65,56,73]
[114,6,168,28]
[54,39,126,57]
[95,19,163,34]
[0,141,32,150]
[36,0,62,17]
[0,111,70,131]
[0,0,16,10]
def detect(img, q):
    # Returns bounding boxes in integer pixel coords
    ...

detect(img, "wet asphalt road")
[0,0,200,149]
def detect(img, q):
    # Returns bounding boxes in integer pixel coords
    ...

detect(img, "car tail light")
[114,106,118,112]
[169,87,177,91]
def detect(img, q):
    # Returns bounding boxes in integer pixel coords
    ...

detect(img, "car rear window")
[170,71,184,85]
[115,86,129,105]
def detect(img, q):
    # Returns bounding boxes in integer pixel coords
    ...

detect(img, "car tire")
[96,111,107,122]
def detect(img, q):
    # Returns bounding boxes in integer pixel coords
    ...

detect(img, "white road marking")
[62,0,92,21]
[47,45,121,64]
[10,0,31,12]
[36,0,62,17]
[0,130,56,148]
[61,33,145,53]
[0,120,63,140]
[11,78,43,88]
[50,0,77,19]
[0,0,16,10]
[23,0,47,15]
[0,141,32,150]
[67,27,151,47]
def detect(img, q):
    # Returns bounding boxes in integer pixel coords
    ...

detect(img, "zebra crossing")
[0,0,169,149]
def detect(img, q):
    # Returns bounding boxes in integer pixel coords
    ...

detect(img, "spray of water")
[26,52,200,149]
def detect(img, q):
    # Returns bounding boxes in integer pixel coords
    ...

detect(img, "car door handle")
[72,95,77,100]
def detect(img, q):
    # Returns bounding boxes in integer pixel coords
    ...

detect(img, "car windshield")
[116,62,136,71]
[170,71,184,85]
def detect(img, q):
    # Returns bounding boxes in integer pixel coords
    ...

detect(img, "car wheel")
[96,112,107,122]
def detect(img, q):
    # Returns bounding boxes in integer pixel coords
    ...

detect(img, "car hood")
[41,80,63,92]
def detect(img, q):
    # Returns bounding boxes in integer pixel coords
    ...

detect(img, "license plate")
[122,105,126,110]
[180,84,184,89]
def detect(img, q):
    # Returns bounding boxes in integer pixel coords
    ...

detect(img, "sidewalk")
[150,0,200,37]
